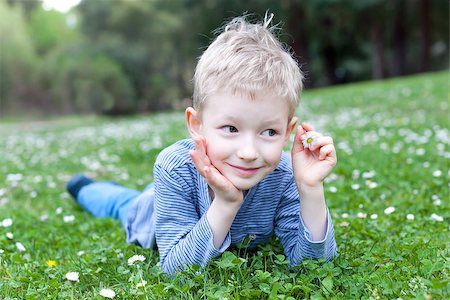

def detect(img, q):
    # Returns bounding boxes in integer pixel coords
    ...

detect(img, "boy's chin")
[222,168,276,192]
[228,177,262,192]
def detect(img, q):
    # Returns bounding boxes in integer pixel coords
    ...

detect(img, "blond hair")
[193,14,303,119]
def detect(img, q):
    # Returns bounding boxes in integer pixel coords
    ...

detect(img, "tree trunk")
[393,0,406,76]
[321,16,338,85]
[420,0,431,72]
[285,0,312,87]
[371,11,387,79]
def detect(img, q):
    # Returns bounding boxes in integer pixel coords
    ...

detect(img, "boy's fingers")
[291,125,305,153]
[189,150,206,176]
[301,122,315,132]
[309,136,333,151]
[203,165,231,194]
[193,136,210,165]
[319,144,337,162]
[203,166,222,188]
[297,125,306,136]
[300,130,323,139]
[191,142,223,187]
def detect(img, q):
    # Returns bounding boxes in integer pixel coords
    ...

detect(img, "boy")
[67,15,337,274]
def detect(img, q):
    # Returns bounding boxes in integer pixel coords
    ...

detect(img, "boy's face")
[187,91,296,191]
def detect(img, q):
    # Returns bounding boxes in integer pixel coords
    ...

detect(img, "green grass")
[0,72,448,299]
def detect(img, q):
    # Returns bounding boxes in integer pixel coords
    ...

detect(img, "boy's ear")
[185,107,202,138]
[284,116,298,144]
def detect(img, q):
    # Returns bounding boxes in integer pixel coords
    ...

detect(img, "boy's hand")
[189,136,243,203]
[291,122,337,188]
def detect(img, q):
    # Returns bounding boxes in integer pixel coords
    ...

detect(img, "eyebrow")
[219,115,240,123]
[220,115,286,126]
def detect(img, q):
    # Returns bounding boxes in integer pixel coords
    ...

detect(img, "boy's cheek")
[259,144,284,164]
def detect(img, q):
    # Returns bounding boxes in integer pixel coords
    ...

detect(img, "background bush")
[1,0,448,117]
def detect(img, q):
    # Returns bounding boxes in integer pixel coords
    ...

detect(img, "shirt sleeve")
[154,164,231,274]
[274,176,337,266]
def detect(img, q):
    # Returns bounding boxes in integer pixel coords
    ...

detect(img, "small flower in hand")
[301,132,317,149]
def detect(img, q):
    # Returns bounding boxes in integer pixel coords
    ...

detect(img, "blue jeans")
[77,182,154,228]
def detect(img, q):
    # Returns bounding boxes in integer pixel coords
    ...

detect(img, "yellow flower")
[46,260,57,267]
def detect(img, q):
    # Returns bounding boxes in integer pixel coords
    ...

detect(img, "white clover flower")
[362,170,376,179]
[433,199,441,206]
[328,186,338,193]
[6,232,13,239]
[99,288,116,298]
[0,197,8,206]
[406,214,415,221]
[136,280,147,288]
[0,249,4,254]
[341,213,349,218]
[56,207,63,214]
[415,148,425,156]
[1,218,12,227]
[430,213,443,222]
[63,215,75,223]
[357,212,367,219]
[16,242,26,252]
[370,214,378,220]
[366,180,378,189]
[351,184,360,190]
[432,170,442,177]
[6,173,23,182]
[384,206,396,215]
[40,214,49,222]
[301,132,317,149]
[120,172,130,181]
[47,181,56,189]
[65,271,79,282]
[432,195,441,206]
[127,254,146,265]
[339,221,350,227]
[324,173,339,183]
[77,250,85,256]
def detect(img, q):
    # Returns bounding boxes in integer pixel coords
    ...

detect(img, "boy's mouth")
[226,163,261,177]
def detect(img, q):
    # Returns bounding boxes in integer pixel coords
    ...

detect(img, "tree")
[0,1,37,116]
[28,6,78,56]
[419,0,431,72]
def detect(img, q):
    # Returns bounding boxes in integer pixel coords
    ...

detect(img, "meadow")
[0,72,448,299]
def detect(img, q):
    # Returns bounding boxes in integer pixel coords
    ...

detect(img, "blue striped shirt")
[127,139,336,274]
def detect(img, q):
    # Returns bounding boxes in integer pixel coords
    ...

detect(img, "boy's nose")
[237,143,259,161]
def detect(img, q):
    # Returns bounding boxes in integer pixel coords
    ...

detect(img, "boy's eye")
[262,129,277,137]
[222,125,238,133]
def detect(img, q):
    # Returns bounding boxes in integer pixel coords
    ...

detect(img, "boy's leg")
[74,180,139,227]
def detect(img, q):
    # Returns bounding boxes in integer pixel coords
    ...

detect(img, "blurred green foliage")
[0,0,448,117]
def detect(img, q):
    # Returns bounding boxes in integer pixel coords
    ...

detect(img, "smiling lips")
[227,163,261,177]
